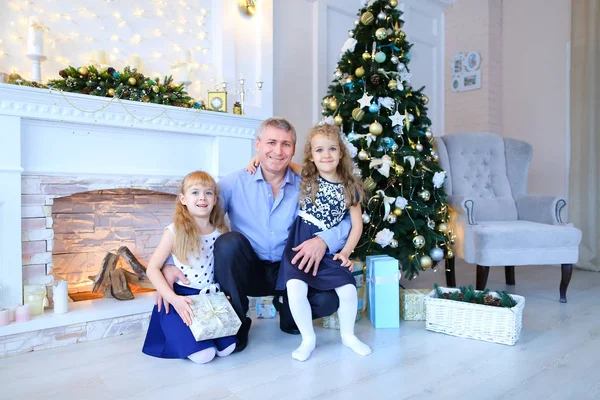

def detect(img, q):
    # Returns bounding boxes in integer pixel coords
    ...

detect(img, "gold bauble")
[362,51,371,61]
[390,0,398,7]
[364,177,377,191]
[418,190,431,202]
[78,66,89,76]
[355,66,365,78]
[152,85,160,93]
[420,255,433,270]
[369,121,383,136]
[394,164,404,175]
[413,235,425,249]
[334,115,343,125]
[322,97,330,107]
[438,223,449,233]
[107,88,116,97]
[352,108,365,121]
[328,98,338,110]
[393,208,403,217]
[167,83,176,90]
[397,31,406,40]
[421,94,429,105]
[358,149,369,161]
[375,28,388,40]
[388,79,398,90]
[128,77,137,86]
[8,72,22,81]
[446,249,455,259]
[360,11,375,25]
[142,95,150,102]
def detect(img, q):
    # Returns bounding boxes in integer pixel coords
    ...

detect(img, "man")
[159,117,350,352]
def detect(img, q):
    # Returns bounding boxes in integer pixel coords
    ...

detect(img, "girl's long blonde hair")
[173,171,228,264]
[299,124,365,207]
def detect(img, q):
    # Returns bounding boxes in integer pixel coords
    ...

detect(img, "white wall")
[502,0,571,196]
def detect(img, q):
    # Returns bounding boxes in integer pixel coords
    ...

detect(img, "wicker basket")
[425,287,525,345]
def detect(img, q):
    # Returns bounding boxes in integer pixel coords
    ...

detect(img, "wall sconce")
[239,0,256,16]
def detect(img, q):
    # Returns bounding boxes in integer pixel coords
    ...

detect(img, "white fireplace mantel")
[0,83,261,307]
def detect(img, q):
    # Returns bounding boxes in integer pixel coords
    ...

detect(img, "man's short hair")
[256,117,297,143]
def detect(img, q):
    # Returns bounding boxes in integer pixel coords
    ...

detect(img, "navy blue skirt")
[276,216,356,291]
[142,283,237,359]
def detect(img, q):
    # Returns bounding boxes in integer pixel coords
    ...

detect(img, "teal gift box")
[366,255,400,328]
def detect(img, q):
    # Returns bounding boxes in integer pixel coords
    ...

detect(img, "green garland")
[6,65,206,109]
[433,283,517,308]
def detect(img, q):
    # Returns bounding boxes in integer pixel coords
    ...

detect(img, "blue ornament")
[382,137,395,149]
[374,51,387,63]
[347,131,356,141]
[112,71,120,78]
[369,103,380,113]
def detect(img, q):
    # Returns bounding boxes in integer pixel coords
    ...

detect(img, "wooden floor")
[2,261,600,400]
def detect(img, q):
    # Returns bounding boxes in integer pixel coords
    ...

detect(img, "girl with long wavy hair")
[142,171,236,364]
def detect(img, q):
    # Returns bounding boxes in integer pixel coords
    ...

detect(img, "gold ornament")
[8,72,22,81]
[167,83,176,90]
[364,177,377,191]
[393,208,403,217]
[78,66,89,76]
[388,79,398,90]
[360,11,375,25]
[355,66,365,78]
[362,51,371,61]
[413,235,425,249]
[394,164,404,175]
[437,223,449,233]
[390,0,398,7]
[352,108,365,121]
[421,94,429,105]
[107,88,116,97]
[328,98,338,110]
[397,31,406,40]
[128,77,137,86]
[418,190,431,202]
[152,85,160,93]
[420,255,433,270]
[142,95,150,102]
[369,121,383,136]
[425,128,433,139]
[358,149,369,161]
[233,102,243,115]
[446,249,455,259]
[334,115,343,125]
[375,28,388,40]
[322,97,330,107]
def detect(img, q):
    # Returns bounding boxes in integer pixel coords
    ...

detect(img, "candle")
[128,55,142,71]
[27,17,45,55]
[0,309,9,327]
[15,304,31,323]
[8,306,16,321]
[53,280,69,314]
[92,50,107,65]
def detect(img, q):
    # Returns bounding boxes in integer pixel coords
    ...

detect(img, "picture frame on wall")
[461,70,481,91]
[465,51,481,72]
[451,76,462,92]
[451,52,466,75]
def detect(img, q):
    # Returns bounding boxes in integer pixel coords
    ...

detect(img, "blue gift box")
[366,255,400,328]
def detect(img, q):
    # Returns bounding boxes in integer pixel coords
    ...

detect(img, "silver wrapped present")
[188,292,242,341]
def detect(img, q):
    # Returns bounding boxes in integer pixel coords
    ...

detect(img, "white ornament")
[389,110,405,127]
[344,139,358,158]
[358,92,374,109]
[378,97,395,110]
[369,155,394,178]
[395,196,408,210]
[376,189,396,219]
[400,71,412,82]
[341,38,358,54]
[375,228,395,248]
[319,116,335,126]
[403,156,416,170]
[433,171,446,189]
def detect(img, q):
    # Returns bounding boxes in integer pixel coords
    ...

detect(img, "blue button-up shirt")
[219,166,350,262]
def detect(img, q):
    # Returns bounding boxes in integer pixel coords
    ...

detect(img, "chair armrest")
[515,195,566,224]
[448,195,476,225]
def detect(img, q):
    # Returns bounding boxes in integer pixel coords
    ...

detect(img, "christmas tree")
[321,0,453,279]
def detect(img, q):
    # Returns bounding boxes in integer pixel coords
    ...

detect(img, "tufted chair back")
[436,132,533,222]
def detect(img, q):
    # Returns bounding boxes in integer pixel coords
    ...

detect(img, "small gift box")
[255,296,277,319]
[188,292,242,341]
[400,288,430,321]
[366,255,400,329]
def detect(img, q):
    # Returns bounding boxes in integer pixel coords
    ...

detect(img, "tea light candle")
[15,304,31,323]
[128,55,142,71]
[0,309,9,327]
[92,50,107,65]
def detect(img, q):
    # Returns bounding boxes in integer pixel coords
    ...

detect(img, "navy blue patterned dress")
[276,177,356,291]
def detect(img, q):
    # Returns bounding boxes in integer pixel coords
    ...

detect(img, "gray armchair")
[437,132,582,302]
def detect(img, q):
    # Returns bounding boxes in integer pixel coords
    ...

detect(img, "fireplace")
[0,83,259,312]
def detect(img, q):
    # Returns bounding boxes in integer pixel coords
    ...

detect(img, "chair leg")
[476,265,490,290]
[505,266,515,285]
[559,263,573,303]
[445,257,456,288]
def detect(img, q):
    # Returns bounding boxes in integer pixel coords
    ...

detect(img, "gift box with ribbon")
[400,288,430,321]
[366,255,400,328]
[188,292,242,341]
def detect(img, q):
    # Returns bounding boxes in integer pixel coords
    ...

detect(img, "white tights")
[187,343,236,364]
[286,279,371,362]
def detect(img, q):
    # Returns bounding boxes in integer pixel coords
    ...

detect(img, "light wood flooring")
[1,260,600,400]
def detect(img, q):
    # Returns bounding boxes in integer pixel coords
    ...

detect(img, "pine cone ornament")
[370,74,382,86]
[58,70,68,79]
[107,67,116,75]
